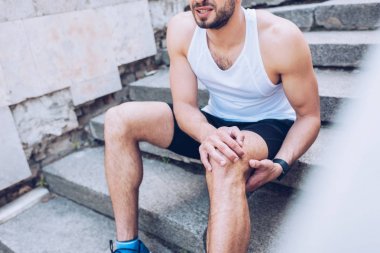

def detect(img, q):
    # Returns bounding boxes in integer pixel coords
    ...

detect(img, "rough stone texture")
[43,147,294,252]
[249,0,288,7]
[98,1,157,66]
[0,1,156,106]
[0,0,35,23]
[149,0,188,31]
[304,30,380,67]
[0,20,70,106]
[70,69,122,106]
[0,107,31,191]
[316,0,380,30]
[89,113,106,141]
[269,0,380,31]
[270,4,317,31]
[11,89,79,146]
[0,195,173,253]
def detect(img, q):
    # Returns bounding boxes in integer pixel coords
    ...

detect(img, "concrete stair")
[4,1,376,253]
[0,194,173,253]
[41,147,296,253]
[269,0,380,31]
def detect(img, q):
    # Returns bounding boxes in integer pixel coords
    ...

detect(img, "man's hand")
[199,126,245,171]
[245,159,283,192]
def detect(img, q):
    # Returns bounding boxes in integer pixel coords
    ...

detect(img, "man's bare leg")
[206,131,268,253]
[104,102,174,241]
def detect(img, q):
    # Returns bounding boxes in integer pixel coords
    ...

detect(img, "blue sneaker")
[109,240,151,253]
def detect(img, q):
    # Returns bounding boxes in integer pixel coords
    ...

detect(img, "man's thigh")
[108,101,175,148]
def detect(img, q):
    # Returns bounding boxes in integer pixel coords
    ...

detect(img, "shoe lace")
[109,240,139,253]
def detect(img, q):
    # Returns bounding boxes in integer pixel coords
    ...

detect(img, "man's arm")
[167,14,244,170]
[247,20,321,190]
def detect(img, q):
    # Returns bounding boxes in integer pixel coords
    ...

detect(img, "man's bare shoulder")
[256,10,309,70]
[167,11,197,55]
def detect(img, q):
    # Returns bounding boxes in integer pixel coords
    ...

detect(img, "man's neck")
[206,7,246,50]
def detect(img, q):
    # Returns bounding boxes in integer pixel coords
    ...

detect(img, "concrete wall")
[0,0,158,191]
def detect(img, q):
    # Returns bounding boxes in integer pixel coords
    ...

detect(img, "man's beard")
[192,0,235,30]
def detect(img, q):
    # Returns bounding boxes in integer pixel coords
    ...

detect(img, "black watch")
[273,158,290,181]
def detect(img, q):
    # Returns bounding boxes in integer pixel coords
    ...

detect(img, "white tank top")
[187,8,296,122]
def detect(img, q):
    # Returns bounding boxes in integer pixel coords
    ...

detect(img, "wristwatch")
[273,158,290,181]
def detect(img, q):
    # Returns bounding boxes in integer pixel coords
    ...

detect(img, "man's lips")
[194,6,213,17]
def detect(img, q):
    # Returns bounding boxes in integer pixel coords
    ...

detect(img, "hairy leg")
[104,101,174,241]
[206,131,268,253]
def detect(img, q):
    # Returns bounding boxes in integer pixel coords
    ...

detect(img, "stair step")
[269,0,380,31]
[89,110,332,190]
[305,30,380,67]
[0,195,172,253]
[127,68,359,123]
[42,147,295,253]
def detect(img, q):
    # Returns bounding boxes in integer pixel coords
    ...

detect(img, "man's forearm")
[275,115,320,165]
[173,102,216,143]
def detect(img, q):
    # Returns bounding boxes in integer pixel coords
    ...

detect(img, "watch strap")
[273,158,290,181]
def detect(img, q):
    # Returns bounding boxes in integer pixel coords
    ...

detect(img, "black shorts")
[167,104,294,160]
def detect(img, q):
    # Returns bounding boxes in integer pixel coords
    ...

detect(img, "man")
[105,0,320,252]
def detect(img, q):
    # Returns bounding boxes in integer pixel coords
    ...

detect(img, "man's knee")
[104,104,131,141]
[208,131,268,182]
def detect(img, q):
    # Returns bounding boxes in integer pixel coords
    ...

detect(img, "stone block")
[0,20,68,106]
[70,70,122,105]
[0,0,35,23]
[149,0,188,30]
[316,1,380,30]
[0,107,31,191]
[33,0,86,16]
[271,5,315,31]
[251,0,288,7]
[23,10,117,86]
[98,1,157,66]
[304,31,380,67]
[11,89,79,146]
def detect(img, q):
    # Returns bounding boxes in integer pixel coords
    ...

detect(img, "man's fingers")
[199,148,213,171]
[205,144,227,166]
[219,131,245,157]
[249,159,272,169]
[230,127,244,146]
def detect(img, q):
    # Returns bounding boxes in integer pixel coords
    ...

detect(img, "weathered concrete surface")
[0,195,173,253]
[0,20,69,106]
[0,1,155,106]
[270,4,318,31]
[0,0,35,23]
[98,1,157,66]
[305,30,380,67]
[0,187,49,224]
[43,147,294,252]
[11,89,78,146]
[70,69,121,106]
[43,147,208,252]
[270,0,380,31]
[149,0,188,30]
[0,107,30,191]
[316,0,380,30]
